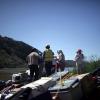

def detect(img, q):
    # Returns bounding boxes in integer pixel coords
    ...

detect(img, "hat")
[77,49,82,53]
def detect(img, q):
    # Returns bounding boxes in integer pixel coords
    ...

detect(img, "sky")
[0,0,100,60]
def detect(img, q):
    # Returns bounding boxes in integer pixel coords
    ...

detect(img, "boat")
[48,72,96,100]
[0,68,97,100]
[0,70,69,100]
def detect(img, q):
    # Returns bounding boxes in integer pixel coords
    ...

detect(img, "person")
[43,44,54,76]
[75,49,84,74]
[38,53,45,78]
[26,48,40,81]
[57,50,65,71]
[52,55,58,73]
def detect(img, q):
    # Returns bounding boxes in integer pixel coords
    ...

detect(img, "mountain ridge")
[0,35,40,68]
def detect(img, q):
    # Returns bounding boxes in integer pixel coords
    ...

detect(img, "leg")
[29,65,34,80]
[79,63,84,74]
[34,65,39,81]
[76,63,79,74]
[59,62,65,71]
[39,63,44,78]
[45,61,52,76]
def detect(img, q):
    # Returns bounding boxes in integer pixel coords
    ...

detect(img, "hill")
[0,35,41,68]
[66,60,75,67]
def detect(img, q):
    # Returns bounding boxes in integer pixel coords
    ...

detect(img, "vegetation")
[69,55,100,74]
[84,56,100,73]
[0,35,41,68]
[65,60,75,67]
[0,35,100,73]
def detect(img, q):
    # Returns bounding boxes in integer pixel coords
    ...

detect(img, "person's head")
[45,44,50,49]
[57,50,62,54]
[59,50,62,53]
[31,48,37,52]
[77,49,82,54]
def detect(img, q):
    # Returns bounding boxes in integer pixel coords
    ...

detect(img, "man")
[26,48,40,81]
[75,49,84,74]
[43,44,54,76]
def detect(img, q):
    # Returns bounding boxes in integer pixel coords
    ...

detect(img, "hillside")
[0,35,41,68]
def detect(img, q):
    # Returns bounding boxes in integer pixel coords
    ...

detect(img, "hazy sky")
[0,0,100,60]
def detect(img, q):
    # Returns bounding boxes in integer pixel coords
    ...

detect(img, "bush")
[84,60,100,73]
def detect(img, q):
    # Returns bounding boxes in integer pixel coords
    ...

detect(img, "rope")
[51,72,74,100]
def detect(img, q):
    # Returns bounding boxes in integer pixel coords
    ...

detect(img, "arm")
[75,54,79,61]
[42,51,45,60]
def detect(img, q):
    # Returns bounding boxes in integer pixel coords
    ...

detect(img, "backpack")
[44,49,53,61]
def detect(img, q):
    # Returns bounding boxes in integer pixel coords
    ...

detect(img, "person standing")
[57,50,65,71]
[75,49,84,74]
[38,53,44,78]
[43,44,54,76]
[52,55,58,73]
[26,48,40,81]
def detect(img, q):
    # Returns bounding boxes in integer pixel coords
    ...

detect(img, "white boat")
[0,70,68,100]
